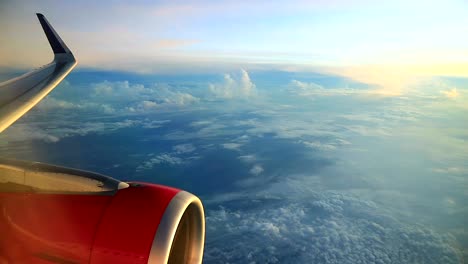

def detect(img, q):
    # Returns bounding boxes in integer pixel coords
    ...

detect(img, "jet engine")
[0,159,205,264]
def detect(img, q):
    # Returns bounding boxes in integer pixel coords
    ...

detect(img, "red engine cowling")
[0,159,205,264]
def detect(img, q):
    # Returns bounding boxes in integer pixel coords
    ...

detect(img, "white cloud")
[36,80,200,114]
[0,124,60,143]
[288,79,385,97]
[136,153,184,171]
[432,167,468,174]
[136,143,200,171]
[141,120,171,129]
[93,82,114,95]
[37,97,117,114]
[249,164,264,175]
[343,125,391,137]
[238,154,256,163]
[301,140,337,151]
[291,79,324,91]
[222,143,242,151]
[190,120,214,127]
[209,69,256,99]
[173,143,196,154]
[34,80,199,116]
[204,193,461,264]
[441,88,459,98]
[141,100,158,109]
[0,119,140,143]
[36,97,79,110]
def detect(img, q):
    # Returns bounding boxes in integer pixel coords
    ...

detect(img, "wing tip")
[36,13,72,56]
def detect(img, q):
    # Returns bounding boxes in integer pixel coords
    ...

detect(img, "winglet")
[36,13,73,56]
[0,13,77,133]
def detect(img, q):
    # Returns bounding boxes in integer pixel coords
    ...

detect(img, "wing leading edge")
[0,13,77,132]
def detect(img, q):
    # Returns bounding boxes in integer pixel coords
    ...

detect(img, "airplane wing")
[0,13,77,133]
[0,14,205,264]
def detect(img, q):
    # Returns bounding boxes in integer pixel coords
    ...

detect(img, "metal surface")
[0,192,112,263]
[149,191,205,264]
[0,182,202,264]
[0,158,128,193]
[0,13,76,132]
[89,183,181,264]
[0,13,206,264]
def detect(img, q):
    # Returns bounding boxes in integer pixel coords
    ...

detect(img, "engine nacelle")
[0,159,205,264]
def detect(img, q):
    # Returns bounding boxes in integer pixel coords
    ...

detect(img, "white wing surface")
[0,13,77,132]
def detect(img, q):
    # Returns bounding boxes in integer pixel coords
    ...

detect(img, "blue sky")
[0,69,466,263]
[1,0,468,84]
[0,1,467,263]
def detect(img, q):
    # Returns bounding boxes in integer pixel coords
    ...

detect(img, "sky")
[0,69,466,263]
[0,1,467,263]
[1,0,468,93]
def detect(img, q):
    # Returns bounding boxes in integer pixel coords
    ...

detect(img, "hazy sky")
[1,0,468,90]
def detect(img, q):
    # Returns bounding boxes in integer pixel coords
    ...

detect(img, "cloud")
[249,164,264,175]
[222,143,242,151]
[0,119,141,143]
[204,193,461,264]
[301,141,336,151]
[441,88,459,98]
[289,79,375,97]
[36,97,80,110]
[136,153,184,171]
[91,81,200,111]
[432,167,468,174]
[299,139,351,151]
[32,80,200,116]
[238,154,256,163]
[209,69,257,99]
[173,143,196,154]
[36,97,117,114]
[291,79,324,91]
[136,143,200,171]
[190,120,214,127]
[131,100,159,112]
[142,120,171,129]
[0,124,60,143]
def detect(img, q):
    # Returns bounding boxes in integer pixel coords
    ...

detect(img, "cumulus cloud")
[36,97,80,111]
[0,119,140,143]
[249,164,264,175]
[93,81,199,111]
[299,139,351,151]
[204,193,461,264]
[301,141,337,151]
[173,143,196,154]
[136,143,200,171]
[441,88,459,98]
[289,79,332,97]
[190,120,214,127]
[136,153,184,171]
[0,124,60,143]
[142,120,171,129]
[432,167,468,174]
[35,81,200,115]
[238,154,256,163]
[37,97,116,114]
[141,100,158,109]
[222,143,242,151]
[164,120,228,140]
[288,79,382,97]
[291,79,324,91]
[209,69,257,99]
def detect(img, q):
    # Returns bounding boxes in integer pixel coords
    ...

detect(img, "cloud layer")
[209,69,257,99]
[205,194,461,264]
[0,70,466,264]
